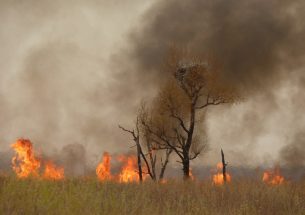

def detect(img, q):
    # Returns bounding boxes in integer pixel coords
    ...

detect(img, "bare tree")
[119,120,145,182]
[119,115,172,182]
[140,48,240,180]
[139,107,173,181]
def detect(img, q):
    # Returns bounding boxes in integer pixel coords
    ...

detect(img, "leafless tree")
[119,120,145,182]
[119,115,172,182]
[139,105,173,181]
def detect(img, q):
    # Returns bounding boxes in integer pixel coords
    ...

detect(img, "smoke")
[278,130,305,180]
[0,0,152,165]
[1,0,305,174]
[280,131,305,167]
[128,0,305,88]
[119,0,305,166]
[59,143,87,176]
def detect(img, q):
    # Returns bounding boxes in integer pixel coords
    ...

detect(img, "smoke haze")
[1,0,305,174]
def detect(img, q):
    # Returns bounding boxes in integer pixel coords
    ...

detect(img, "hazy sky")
[1,0,304,170]
[0,0,153,165]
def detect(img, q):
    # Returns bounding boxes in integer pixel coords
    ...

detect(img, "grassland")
[0,176,304,215]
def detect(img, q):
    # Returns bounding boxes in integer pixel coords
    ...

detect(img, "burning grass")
[11,139,64,180]
[0,176,304,215]
[212,162,232,185]
[5,139,304,214]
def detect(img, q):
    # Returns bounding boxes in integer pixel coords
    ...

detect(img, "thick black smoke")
[127,0,305,91]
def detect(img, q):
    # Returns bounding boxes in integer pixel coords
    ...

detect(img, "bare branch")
[140,120,184,160]
[159,148,173,179]
[189,151,201,160]
[195,97,230,109]
[170,114,189,134]
[139,145,153,179]
[118,125,137,139]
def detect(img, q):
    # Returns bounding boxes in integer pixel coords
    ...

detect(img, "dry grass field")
[0,176,304,215]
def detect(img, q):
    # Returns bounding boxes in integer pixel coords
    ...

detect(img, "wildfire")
[11,139,41,178]
[11,139,64,180]
[262,167,285,185]
[212,162,231,185]
[95,153,146,183]
[118,155,141,183]
[8,141,290,184]
[96,152,112,181]
[43,161,64,180]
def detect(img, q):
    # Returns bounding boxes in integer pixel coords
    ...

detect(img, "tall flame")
[11,139,41,178]
[118,155,140,183]
[11,139,64,180]
[262,167,285,185]
[212,162,231,185]
[96,152,112,181]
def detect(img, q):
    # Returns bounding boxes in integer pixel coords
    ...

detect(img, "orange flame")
[11,139,41,178]
[189,168,195,180]
[118,155,140,183]
[96,152,112,181]
[43,161,64,180]
[212,162,231,185]
[262,167,285,185]
[95,153,148,183]
[11,139,64,180]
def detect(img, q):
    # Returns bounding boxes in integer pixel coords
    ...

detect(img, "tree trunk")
[159,149,172,180]
[221,149,227,183]
[185,105,196,147]
[146,138,156,180]
[136,139,143,182]
[182,159,190,180]
[182,104,196,180]
[182,149,190,180]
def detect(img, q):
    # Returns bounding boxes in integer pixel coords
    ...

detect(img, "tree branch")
[118,125,137,140]
[189,151,201,160]
[195,97,230,109]
[170,114,189,134]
